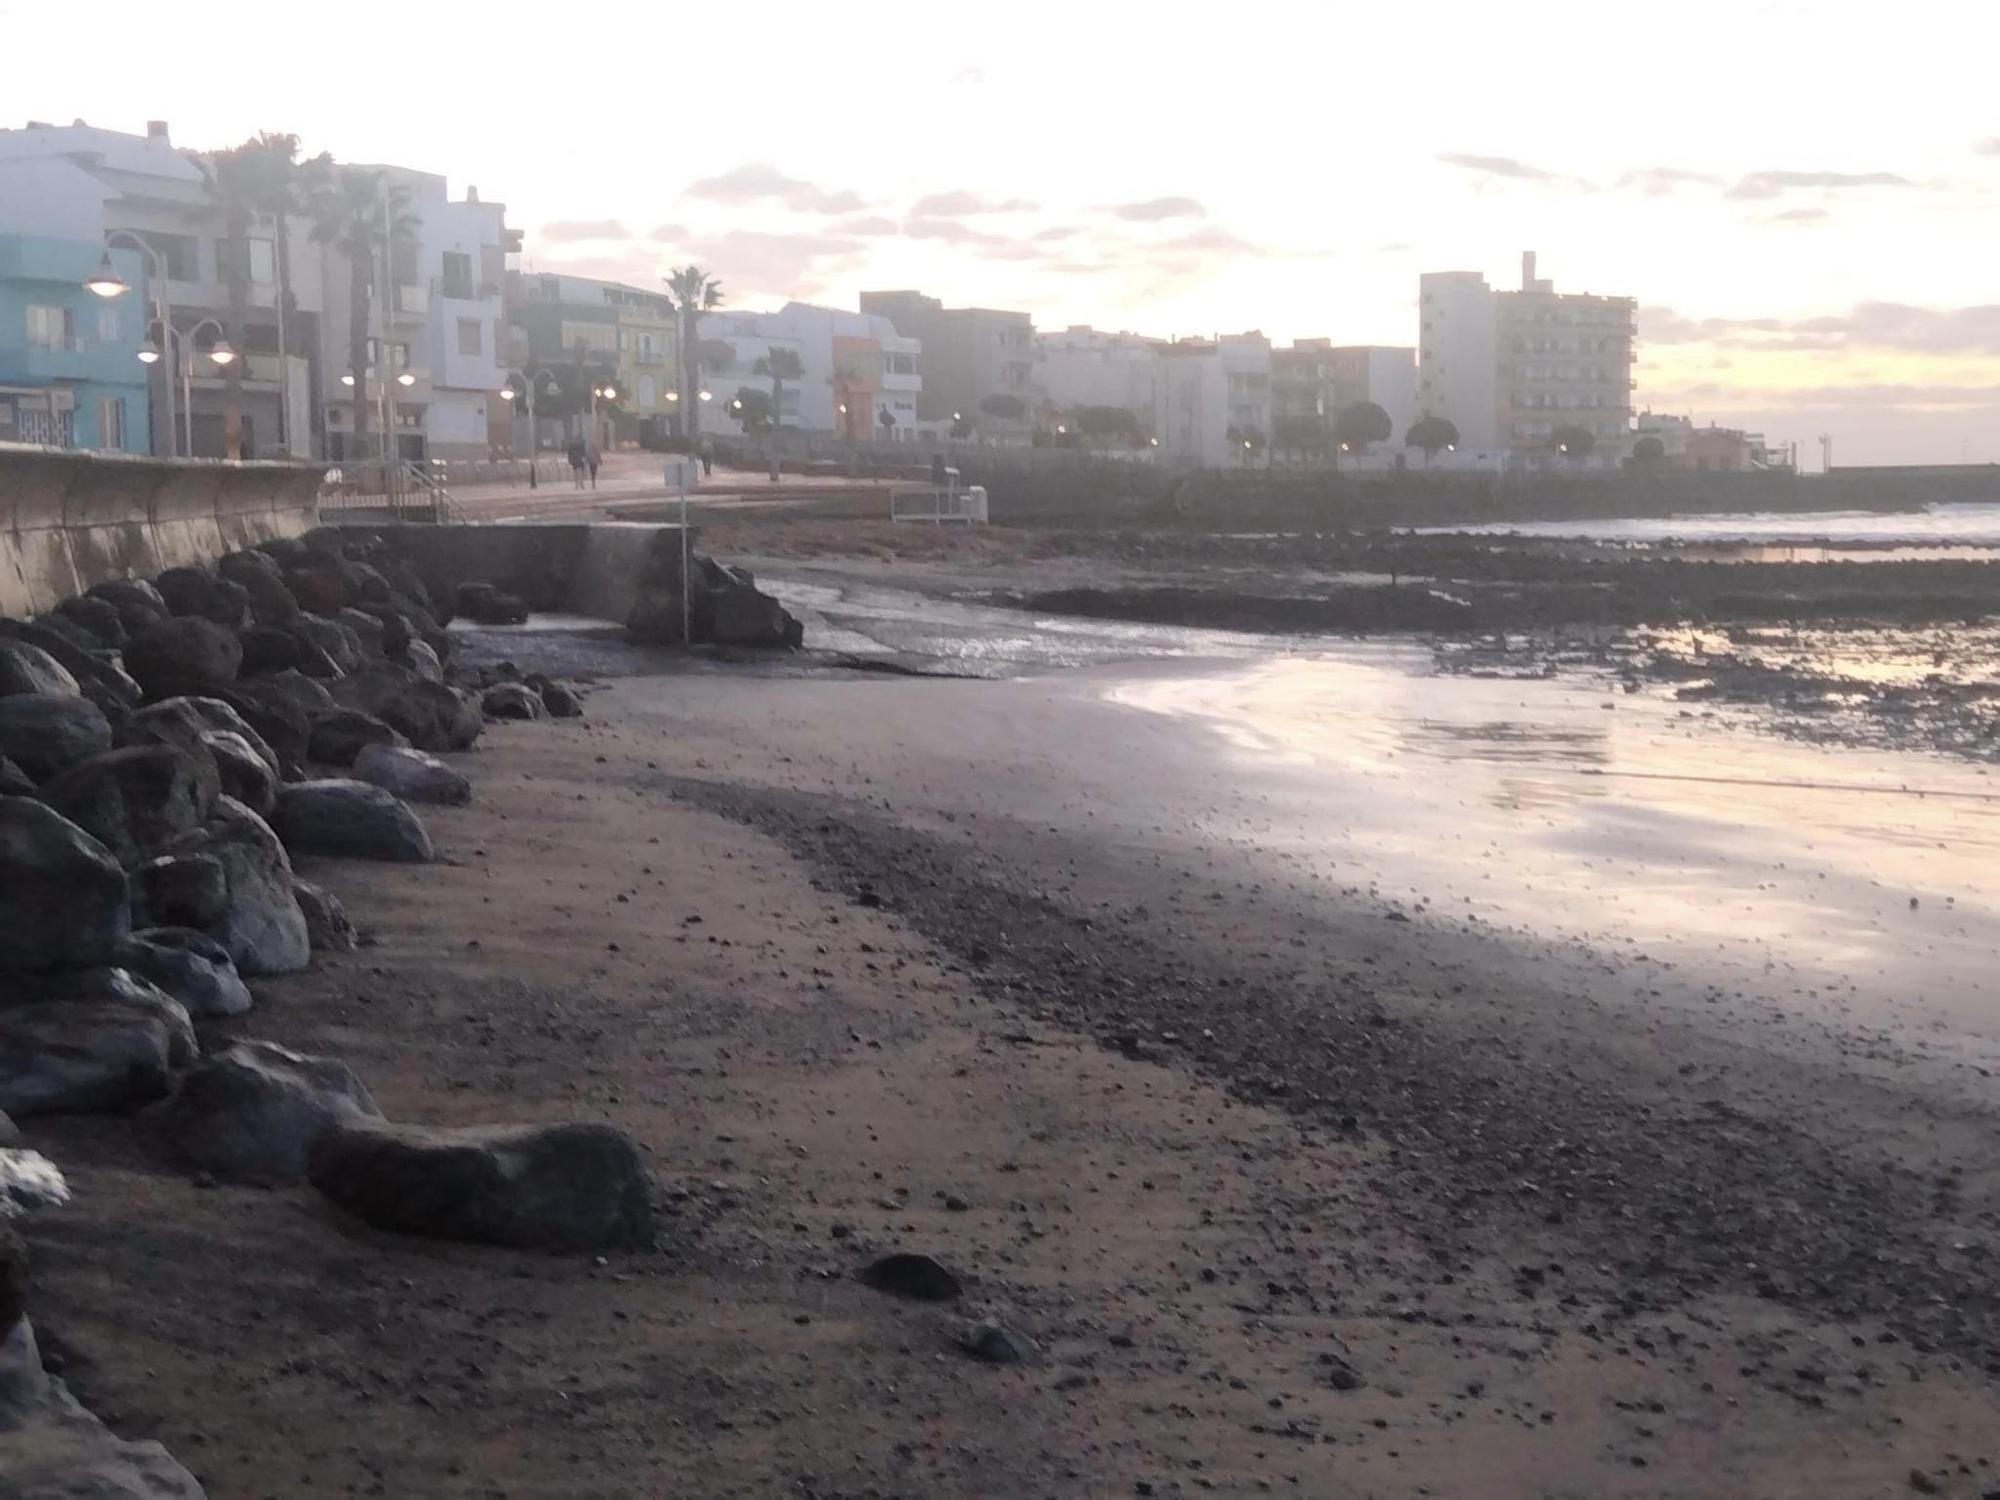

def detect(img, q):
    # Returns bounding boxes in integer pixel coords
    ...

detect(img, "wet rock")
[336,607,389,657]
[0,1318,208,1498]
[121,697,280,784]
[709,575,805,649]
[37,746,216,867]
[212,681,314,776]
[122,617,242,700]
[201,729,277,816]
[351,743,471,806]
[153,566,249,628]
[0,694,112,782]
[288,613,365,677]
[0,1151,67,1220]
[0,1112,16,1148]
[85,577,170,635]
[0,641,79,699]
[307,708,406,767]
[1318,1353,1365,1391]
[481,682,546,721]
[309,1119,653,1251]
[132,853,230,931]
[330,664,481,752]
[0,798,129,974]
[0,758,34,796]
[156,1040,379,1185]
[399,638,444,683]
[528,675,583,718]
[168,797,309,976]
[0,976,194,1117]
[292,879,357,953]
[0,1227,19,1327]
[272,779,432,863]
[0,620,143,721]
[113,928,252,1018]
[216,548,299,627]
[50,594,127,649]
[281,551,358,615]
[957,1321,1037,1366]
[456,582,529,625]
[857,1252,963,1302]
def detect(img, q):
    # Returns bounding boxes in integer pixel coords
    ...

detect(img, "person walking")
[697,432,714,479]
[566,435,587,490]
[585,432,602,490]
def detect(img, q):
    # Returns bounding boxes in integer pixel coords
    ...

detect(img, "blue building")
[0,235,150,451]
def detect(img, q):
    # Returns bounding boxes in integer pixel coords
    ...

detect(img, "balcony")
[392,284,428,316]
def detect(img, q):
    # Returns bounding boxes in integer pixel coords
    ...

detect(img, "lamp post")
[85,233,179,457]
[499,367,561,487]
[138,316,235,458]
[591,382,617,452]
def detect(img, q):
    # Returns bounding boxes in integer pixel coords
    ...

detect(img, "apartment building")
[0,232,150,450]
[0,118,319,457]
[504,271,678,447]
[859,290,1031,432]
[695,302,920,440]
[1418,251,1635,464]
[1272,340,1417,449]
[1035,326,1162,420]
[320,168,514,462]
[1153,332,1273,468]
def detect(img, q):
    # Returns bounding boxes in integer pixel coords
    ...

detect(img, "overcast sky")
[11,0,1999,463]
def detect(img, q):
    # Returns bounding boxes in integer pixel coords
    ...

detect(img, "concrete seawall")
[0,443,323,617]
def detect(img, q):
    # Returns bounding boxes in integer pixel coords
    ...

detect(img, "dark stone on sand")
[0,798,129,974]
[288,614,365,676]
[456,582,529,625]
[292,878,358,953]
[122,617,242,699]
[113,928,252,1018]
[0,640,79,699]
[351,743,471,806]
[37,746,215,867]
[168,797,310,977]
[217,548,300,627]
[237,625,305,677]
[957,1321,1036,1365]
[857,1252,963,1302]
[0,975,194,1118]
[132,853,230,931]
[272,779,432,862]
[528,675,583,718]
[481,682,546,721]
[153,566,249,627]
[306,708,406,767]
[309,1118,653,1251]
[156,1040,379,1185]
[330,664,481,752]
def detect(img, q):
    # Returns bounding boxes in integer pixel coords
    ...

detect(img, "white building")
[695,302,919,440]
[1153,332,1273,468]
[1034,326,1162,418]
[1418,251,1635,466]
[319,166,512,463]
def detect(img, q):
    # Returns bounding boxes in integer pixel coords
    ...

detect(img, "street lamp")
[88,231,181,456]
[137,316,232,458]
[500,367,561,486]
[85,253,127,299]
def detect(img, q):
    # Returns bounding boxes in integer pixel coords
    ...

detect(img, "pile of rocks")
[0,529,644,1497]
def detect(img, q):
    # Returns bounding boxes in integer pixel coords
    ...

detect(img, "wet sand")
[18,598,2000,1496]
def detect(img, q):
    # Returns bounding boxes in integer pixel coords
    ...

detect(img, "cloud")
[1110,196,1206,221]
[1159,226,1261,255]
[672,228,866,298]
[828,214,900,236]
[1977,138,2000,156]
[910,190,1038,216]
[538,218,633,243]
[1437,153,1562,182]
[902,216,1003,245]
[646,222,690,243]
[1759,207,1830,226]
[1615,166,1725,196]
[1723,169,1916,200]
[684,163,865,214]
[1032,226,1080,242]
[1642,301,2000,355]
[1663,381,2000,409]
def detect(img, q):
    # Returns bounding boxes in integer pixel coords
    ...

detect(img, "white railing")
[890,482,988,525]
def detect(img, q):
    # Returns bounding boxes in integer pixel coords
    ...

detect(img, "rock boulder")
[169,798,310,976]
[113,928,253,1018]
[0,694,111,783]
[156,1040,378,1185]
[306,708,406,767]
[0,798,128,974]
[272,780,432,862]
[292,879,358,953]
[36,746,216,867]
[122,617,242,700]
[350,743,471,806]
[0,641,79,700]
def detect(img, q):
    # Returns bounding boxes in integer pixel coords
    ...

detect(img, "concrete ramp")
[0,444,322,617]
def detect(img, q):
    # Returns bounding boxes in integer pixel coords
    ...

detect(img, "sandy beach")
[17,565,2000,1496]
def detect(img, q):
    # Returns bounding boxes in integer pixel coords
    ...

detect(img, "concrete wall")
[0,442,322,617]
[338,521,692,624]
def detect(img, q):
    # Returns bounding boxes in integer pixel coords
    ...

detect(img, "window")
[618,329,629,352]
[457,318,483,356]
[636,375,656,407]
[98,305,121,343]
[440,251,473,300]
[26,304,74,351]
[97,397,124,451]
[365,338,411,369]
[248,237,276,284]
[133,231,198,280]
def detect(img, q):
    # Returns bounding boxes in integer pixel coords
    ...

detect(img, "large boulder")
[153,566,249,627]
[84,578,169,636]
[132,853,229,931]
[456,582,529,625]
[289,614,365,675]
[0,974,195,1118]
[201,729,277,816]
[0,758,33,797]
[272,780,432,863]
[708,570,804,648]
[122,617,242,700]
[168,798,310,977]
[330,665,481,753]
[0,695,111,783]
[399,638,444,683]
[336,607,391,657]
[0,641,79,700]
[121,697,280,784]
[528,676,583,718]
[307,708,406,768]
[0,620,142,721]
[0,798,128,974]
[292,879,357,953]
[36,746,217,868]
[309,1119,653,1251]
[0,1318,208,1498]
[216,548,300,626]
[351,743,470,806]
[113,928,252,1018]
[236,625,305,677]
[49,594,127,649]
[155,1040,378,1185]
[481,682,546,721]
[211,682,313,776]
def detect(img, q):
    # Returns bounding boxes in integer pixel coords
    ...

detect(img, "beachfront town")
[0,117,1792,476]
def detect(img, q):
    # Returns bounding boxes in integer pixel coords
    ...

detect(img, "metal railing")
[317,458,461,523]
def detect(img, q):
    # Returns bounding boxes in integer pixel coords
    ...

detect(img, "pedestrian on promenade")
[698,433,714,479]
[586,433,602,490]
[566,436,587,489]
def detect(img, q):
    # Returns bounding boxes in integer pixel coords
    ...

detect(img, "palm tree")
[202,133,331,457]
[663,265,723,439]
[311,167,416,461]
[751,346,803,432]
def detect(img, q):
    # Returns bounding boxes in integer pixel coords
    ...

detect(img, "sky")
[8,0,1999,465]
